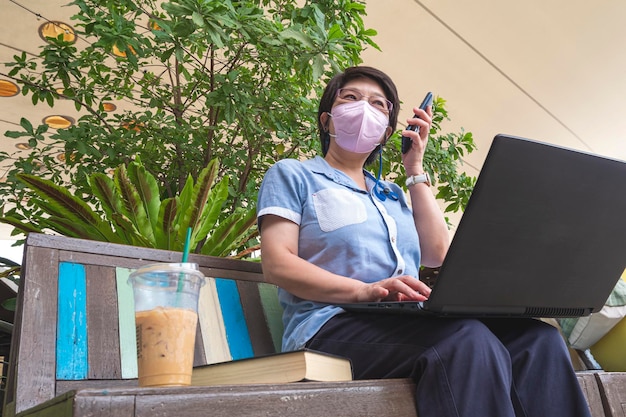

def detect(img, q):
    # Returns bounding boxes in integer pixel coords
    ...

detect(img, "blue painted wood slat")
[215,278,254,360]
[56,262,88,380]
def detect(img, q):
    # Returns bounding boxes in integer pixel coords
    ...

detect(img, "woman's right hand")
[356,276,432,302]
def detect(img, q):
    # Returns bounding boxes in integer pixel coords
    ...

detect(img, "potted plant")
[0,158,256,257]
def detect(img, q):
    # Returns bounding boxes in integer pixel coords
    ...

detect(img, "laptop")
[338,134,626,318]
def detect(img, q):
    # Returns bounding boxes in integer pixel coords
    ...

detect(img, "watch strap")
[405,172,431,187]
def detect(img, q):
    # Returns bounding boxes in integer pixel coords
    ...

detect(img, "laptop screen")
[422,134,626,316]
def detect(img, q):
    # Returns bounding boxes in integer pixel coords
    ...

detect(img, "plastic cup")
[128,263,205,387]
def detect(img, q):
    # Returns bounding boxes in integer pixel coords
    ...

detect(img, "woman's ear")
[319,112,331,131]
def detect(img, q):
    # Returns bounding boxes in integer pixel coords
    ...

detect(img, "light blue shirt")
[257,156,422,351]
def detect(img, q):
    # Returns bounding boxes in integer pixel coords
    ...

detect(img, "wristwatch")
[405,172,431,187]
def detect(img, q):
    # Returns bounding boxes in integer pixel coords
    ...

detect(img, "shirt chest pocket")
[312,188,367,232]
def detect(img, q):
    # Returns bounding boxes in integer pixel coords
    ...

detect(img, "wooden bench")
[3,233,625,417]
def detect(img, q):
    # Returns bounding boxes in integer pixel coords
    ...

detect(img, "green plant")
[0,158,256,257]
[0,0,477,252]
[0,0,380,234]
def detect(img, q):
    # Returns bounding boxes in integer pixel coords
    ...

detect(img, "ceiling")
[1,0,626,242]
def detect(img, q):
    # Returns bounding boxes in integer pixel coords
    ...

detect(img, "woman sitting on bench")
[257,65,591,417]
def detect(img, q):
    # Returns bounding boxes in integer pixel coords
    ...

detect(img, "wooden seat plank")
[596,372,626,417]
[577,372,609,417]
[17,380,417,417]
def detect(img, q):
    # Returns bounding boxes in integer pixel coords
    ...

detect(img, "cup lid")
[128,262,205,284]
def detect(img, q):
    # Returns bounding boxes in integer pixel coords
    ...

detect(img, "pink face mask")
[329,100,389,154]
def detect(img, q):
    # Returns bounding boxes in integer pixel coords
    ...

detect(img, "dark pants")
[306,313,591,417]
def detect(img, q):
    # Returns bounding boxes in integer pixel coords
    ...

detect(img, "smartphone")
[401,92,433,154]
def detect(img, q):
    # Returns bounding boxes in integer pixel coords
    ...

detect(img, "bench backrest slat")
[3,233,281,416]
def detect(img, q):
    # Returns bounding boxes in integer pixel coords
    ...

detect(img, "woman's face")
[324,77,392,140]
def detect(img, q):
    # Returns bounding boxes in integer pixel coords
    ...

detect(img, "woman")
[257,66,590,417]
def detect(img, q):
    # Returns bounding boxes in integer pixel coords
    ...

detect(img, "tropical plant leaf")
[182,159,218,246]
[127,161,160,229]
[194,177,228,245]
[89,172,123,222]
[14,174,122,242]
[35,217,81,239]
[155,197,180,249]
[16,173,102,228]
[88,172,139,243]
[114,165,156,245]
[26,196,74,223]
[174,173,196,247]
[0,216,42,235]
[202,207,257,257]
[3,157,258,257]
[39,215,120,243]
[29,194,121,243]
[110,213,155,248]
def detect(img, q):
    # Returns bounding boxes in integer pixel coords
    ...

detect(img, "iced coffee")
[129,263,205,387]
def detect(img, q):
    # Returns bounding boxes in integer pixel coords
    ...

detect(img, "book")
[190,349,353,386]
[197,277,232,364]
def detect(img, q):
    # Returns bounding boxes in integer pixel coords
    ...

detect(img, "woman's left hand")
[401,104,433,173]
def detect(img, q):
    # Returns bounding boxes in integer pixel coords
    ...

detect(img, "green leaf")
[161,47,175,61]
[0,216,42,237]
[45,91,54,107]
[38,215,112,241]
[127,161,160,228]
[155,197,180,249]
[161,2,192,16]
[193,177,228,244]
[312,54,325,81]
[110,213,154,247]
[327,24,344,41]
[279,27,315,48]
[4,131,27,139]
[178,159,219,247]
[16,174,103,230]
[114,165,156,245]
[89,173,123,222]
[19,118,34,134]
[191,11,205,27]
[201,207,257,257]
[176,173,196,239]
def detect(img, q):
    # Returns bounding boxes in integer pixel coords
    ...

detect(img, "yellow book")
[191,349,353,386]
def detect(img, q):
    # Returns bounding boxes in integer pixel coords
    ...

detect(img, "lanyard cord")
[372,151,399,201]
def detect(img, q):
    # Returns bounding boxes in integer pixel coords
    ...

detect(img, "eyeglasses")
[336,88,393,113]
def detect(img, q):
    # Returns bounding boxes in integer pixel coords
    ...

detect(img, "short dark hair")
[317,66,400,165]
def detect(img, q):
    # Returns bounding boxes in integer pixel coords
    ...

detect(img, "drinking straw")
[182,226,192,263]
[177,227,193,293]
